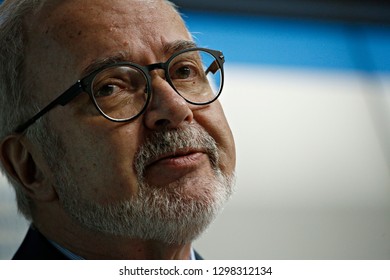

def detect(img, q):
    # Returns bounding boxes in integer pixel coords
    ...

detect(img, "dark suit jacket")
[13,226,68,260]
[13,226,203,260]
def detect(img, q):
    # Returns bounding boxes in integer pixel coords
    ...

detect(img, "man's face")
[26,0,235,243]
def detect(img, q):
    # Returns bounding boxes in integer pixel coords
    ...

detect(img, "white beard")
[52,123,235,244]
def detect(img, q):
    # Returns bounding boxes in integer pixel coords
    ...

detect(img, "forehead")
[41,0,188,54]
[25,0,191,93]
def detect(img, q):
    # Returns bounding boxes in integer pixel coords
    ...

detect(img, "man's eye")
[94,84,121,97]
[174,66,192,79]
[171,63,200,80]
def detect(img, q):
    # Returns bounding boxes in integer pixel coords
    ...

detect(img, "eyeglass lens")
[90,49,223,121]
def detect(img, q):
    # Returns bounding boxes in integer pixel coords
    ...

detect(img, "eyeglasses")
[15,48,225,133]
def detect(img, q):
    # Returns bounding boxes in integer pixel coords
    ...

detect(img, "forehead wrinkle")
[81,40,198,77]
[29,0,193,78]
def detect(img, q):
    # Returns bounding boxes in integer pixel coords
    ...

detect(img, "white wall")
[194,65,390,259]
[0,175,29,259]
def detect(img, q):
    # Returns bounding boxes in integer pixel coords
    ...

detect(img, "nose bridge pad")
[144,63,194,128]
[146,62,188,109]
[147,62,172,86]
[151,75,177,101]
[149,69,177,98]
[152,70,167,82]
[147,62,166,77]
[148,76,190,118]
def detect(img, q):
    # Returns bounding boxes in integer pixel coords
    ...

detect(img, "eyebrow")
[163,40,198,55]
[81,52,129,77]
[80,40,198,78]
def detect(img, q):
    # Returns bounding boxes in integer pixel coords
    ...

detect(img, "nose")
[143,76,194,130]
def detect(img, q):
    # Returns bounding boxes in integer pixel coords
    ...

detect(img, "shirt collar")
[49,239,197,260]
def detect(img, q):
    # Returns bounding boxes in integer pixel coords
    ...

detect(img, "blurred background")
[1,0,390,259]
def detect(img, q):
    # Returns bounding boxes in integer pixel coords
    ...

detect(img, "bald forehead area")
[36,0,188,56]
[24,0,190,100]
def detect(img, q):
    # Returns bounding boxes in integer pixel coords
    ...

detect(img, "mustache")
[134,123,219,180]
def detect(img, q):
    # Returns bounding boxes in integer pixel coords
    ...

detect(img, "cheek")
[56,119,143,204]
[216,122,236,175]
[194,103,236,174]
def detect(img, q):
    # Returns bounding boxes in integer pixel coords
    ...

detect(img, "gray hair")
[0,0,51,220]
[0,0,178,220]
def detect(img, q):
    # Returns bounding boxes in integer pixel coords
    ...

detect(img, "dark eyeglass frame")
[15,47,225,133]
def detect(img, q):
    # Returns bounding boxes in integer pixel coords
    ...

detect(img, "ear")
[0,134,57,202]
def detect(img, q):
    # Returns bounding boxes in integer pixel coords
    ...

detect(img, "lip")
[146,149,207,169]
[142,148,212,187]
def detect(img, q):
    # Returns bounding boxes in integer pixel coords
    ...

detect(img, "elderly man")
[0,0,235,260]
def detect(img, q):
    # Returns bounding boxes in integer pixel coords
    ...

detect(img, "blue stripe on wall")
[0,0,388,72]
[182,10,390,72]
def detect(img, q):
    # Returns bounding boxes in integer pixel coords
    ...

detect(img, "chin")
[63,170,235,245]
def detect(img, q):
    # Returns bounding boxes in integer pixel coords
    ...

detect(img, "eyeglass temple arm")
[205,53,224,75]
[205,61,219,75]
[15,82,83,133]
